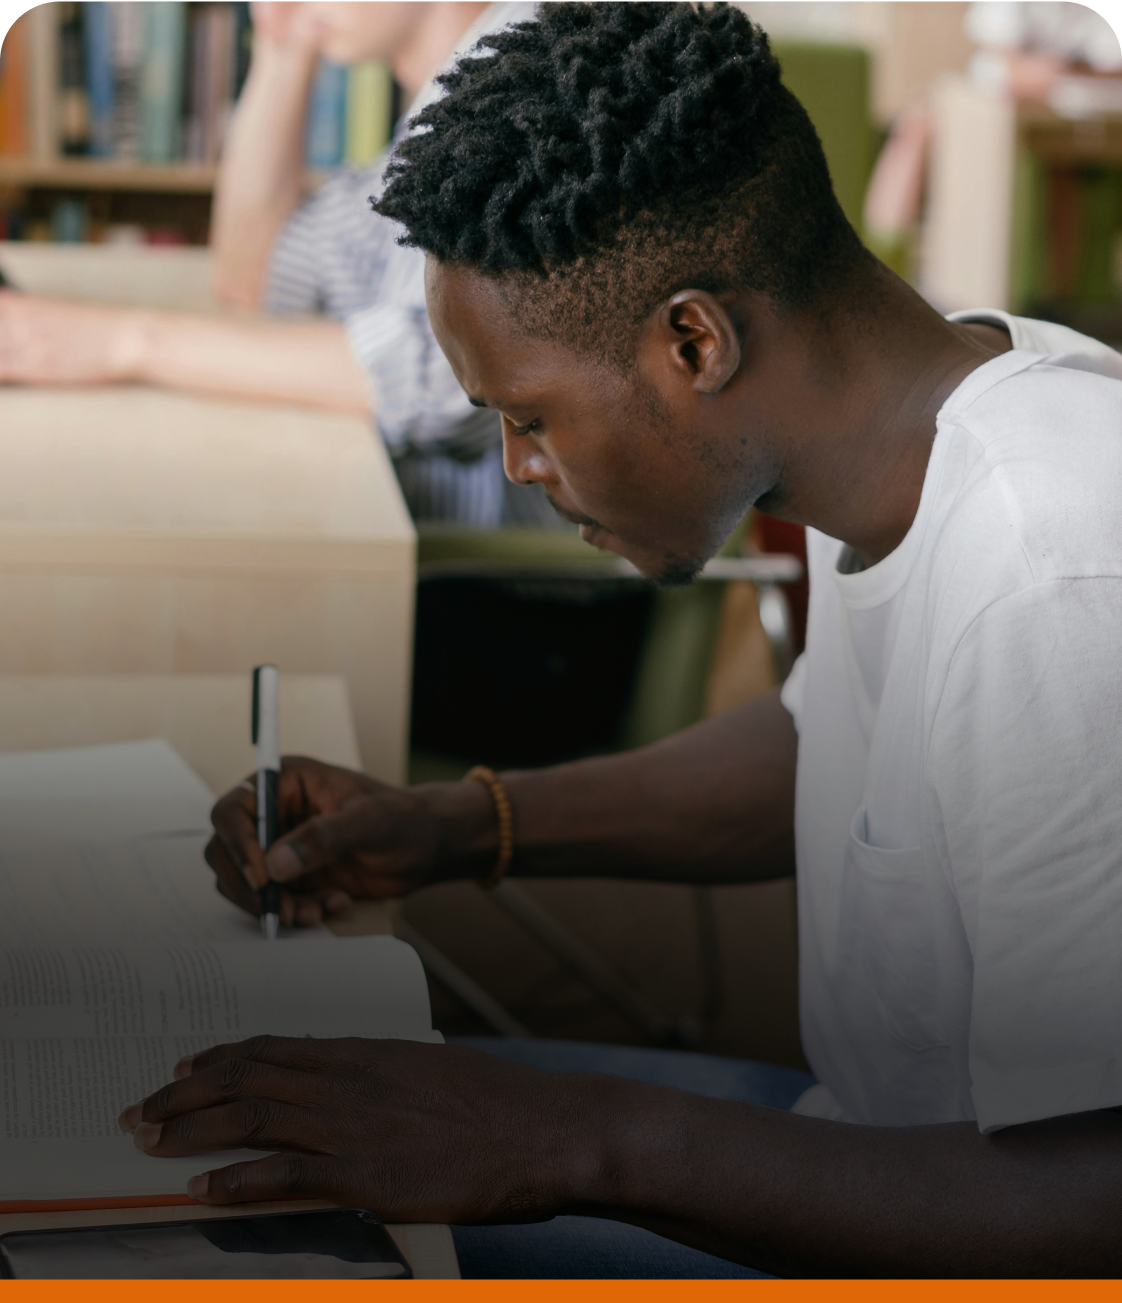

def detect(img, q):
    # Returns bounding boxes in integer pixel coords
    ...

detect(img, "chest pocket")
[837,806,948,1053]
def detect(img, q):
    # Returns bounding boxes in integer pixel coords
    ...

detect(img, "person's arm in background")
[0,0,369,413]
[0,293,370,412]
[210,2,323,308]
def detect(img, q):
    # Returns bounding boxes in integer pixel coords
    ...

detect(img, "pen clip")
[251,665,262,746]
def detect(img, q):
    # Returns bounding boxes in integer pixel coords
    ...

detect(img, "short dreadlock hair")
[374,2,871,359]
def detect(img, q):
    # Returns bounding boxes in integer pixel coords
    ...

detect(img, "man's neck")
[393,2,491,100]
[759,270,1011,567]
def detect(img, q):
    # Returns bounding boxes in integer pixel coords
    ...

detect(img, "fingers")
[129,1098,325,1158]
[210,756,376,891]
[208,848,345,928]
[184,1034,378,1078]
[186,1151,347,1205]
[120,1051,323,1131]
[205,833,263,911]
[265,803,378,884]
[209,775,270,890]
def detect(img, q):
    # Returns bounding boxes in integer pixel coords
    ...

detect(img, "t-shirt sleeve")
[263,161,394,321]
[345,300,500,460]
[929,577,1122,1131]
[263,163,500,463]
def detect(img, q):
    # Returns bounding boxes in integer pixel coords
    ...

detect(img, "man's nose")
[501,420,554,487]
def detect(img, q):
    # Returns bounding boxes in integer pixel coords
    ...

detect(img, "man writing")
[120,3,1122,1276]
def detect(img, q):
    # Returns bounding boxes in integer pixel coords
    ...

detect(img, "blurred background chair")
[405,518,803,1045]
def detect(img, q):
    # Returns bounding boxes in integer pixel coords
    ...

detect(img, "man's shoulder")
[937,355,1122,586]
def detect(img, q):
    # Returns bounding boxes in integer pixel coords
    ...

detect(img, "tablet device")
[0,1208,413,1279]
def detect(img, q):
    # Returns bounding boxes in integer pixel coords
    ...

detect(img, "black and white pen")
[252,663,281,940]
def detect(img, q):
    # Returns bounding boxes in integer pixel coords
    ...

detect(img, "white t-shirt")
[782,312,1122,1132]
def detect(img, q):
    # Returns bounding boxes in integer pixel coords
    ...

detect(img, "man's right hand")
[205,757,496,927]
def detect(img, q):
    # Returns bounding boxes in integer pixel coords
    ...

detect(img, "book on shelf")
[345,59,393,168]
[25,2,59,162]
[139,1,186,163]
[0,11,29,156]
[57,1,89,155]
[111,0,143,159]
[84,2,114,157]
[305,59,347,170]
[0,2,395,197]
[1034,162,1122,308]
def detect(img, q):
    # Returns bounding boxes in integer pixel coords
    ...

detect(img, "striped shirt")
[264,2,560,529]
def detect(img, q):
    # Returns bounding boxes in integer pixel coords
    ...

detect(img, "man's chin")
[574,520,706,587]
[620,545,706,588]
[653,558,705,588]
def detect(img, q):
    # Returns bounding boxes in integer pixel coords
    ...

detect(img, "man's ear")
[657,290,742,394]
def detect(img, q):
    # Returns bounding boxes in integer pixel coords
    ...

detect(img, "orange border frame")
[1,1281,1121,1297]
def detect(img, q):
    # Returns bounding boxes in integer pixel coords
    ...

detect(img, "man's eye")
[512,419,542,436]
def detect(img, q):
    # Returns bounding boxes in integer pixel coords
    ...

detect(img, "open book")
[0,741,438,1212]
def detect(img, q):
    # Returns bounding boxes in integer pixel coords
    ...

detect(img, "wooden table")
[0,384,414,781]
[0,241,416,782]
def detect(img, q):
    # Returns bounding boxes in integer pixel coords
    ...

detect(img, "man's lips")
[546,496,619,552]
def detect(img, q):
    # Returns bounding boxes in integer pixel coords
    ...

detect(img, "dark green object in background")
[772,42,876,236]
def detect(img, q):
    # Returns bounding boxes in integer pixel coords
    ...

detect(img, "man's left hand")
[119,1036,611,1224]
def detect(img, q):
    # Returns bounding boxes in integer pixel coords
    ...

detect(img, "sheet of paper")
[0,734,326,946]
[0,739,214,842]
[0,830,309,949]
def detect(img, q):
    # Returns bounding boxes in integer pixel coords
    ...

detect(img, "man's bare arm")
[204,687,798,925]
[593,1080,1122,1275]
[499,685,797,884]
[126,1035,1122,1276]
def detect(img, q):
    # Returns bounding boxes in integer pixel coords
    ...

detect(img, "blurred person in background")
[964,1,1122,102]
[0,2,554,528]
[864,0,1122,261]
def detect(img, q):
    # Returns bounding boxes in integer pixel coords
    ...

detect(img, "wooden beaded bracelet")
[464,765,514,889]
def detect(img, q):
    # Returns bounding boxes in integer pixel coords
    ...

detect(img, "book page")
[0,742,440,1205]
[0,937,439,1202]
[0,830,307,950]
[0,936,432,1040]
[0,1028,433,1203]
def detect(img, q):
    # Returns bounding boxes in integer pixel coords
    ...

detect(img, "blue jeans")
[446,1036,814,1279]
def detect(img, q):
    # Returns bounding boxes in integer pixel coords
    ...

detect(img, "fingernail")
[118,1103,143,1132]
[134,1123,162,1151]
[174,1055,194,1080]
[267,842,302,882]
[240,862,263,889]
[324,892,351,914]
[187,1173,210,1199]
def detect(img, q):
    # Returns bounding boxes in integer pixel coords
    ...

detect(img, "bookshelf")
[0,157,327,194]
[0,157,217,193]
[0,2,390,244]
[921,75,1122,343]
